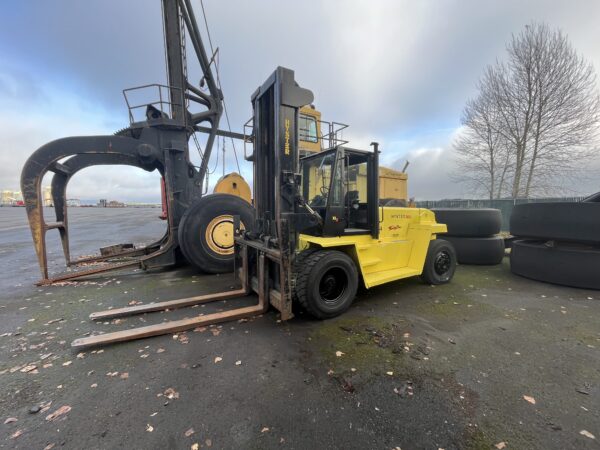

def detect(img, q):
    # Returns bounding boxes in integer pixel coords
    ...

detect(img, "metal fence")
[415,197,586,231]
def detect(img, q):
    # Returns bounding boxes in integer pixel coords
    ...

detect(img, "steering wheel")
[320,185,329,196]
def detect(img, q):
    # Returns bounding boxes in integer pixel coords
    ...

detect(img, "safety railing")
[122,84,183,124]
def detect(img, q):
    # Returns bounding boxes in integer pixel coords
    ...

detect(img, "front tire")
[294,250,358,319]
[421,239,457,285]
[178,194,254,274]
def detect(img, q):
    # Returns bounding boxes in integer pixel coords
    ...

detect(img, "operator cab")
[300,146,379,238]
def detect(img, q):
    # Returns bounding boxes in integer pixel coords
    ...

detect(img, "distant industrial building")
[1,190,24,206]
[43,186,53,207]
[66,199,81,207]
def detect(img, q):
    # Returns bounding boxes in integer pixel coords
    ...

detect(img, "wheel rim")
[318,267,348,304]
[204,215,244,256]
[433,250,451,275]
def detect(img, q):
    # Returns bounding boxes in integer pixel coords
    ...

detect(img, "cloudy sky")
[1,0,599,202]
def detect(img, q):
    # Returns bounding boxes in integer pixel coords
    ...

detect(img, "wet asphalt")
[0,207,598,449]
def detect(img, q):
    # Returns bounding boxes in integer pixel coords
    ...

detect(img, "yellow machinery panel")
[379,167,408,202]
[299,208,446,288]
[213,172,252,204]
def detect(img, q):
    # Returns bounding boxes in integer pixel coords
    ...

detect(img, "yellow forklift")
[72,67,456,347]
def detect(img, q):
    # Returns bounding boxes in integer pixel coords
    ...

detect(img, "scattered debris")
[20,364,38,373]
[261,427,270,433]
[45,405,71,421]
[341,378,355,393]
[235,360,242,366]
[120,372,129,379]
[335,351,344,357]
[62,361,72,366]
[580,430,595,439]
[4,417,17,424]
[191,444,199,450]
[146,424,154,432]
[523,395,536,405]
[164,388,179,399]
[185,428,195,437]
[10,429,23,439]
[214,356,223,363]
[494,443,506,449]
[29,405,41,414]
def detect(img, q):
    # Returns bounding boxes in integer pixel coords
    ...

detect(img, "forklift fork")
[71,245,269,348]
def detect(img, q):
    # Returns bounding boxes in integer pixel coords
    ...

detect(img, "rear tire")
[431,208,502,237]
[178,194,254,273]
[294,250,358,319]
[510,202,600,244]
[510,240,600,290]
[443,236,505,265]
[421,239,457,285]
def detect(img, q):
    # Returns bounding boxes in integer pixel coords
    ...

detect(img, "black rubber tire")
[582,192,600,203]
[510,202,600,244]
[293,249,358,319]
[431,208,502,237]
[178,193,254,274]
[443,236,505,265]
[421,239,457,285]
[510,240,600,290]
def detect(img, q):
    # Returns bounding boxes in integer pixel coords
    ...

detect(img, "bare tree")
[454,22,600,198]
[452,93,512,199]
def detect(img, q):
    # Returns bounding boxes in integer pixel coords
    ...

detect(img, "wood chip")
[523,395,536,405]
[261,427,270,433]
[4,417,17,424]
[20,364,37,373]
[580,430,595,439]
[120,372,129,379]
[45,405,71,421]
[185,428,195,437]
[335,351,344,357]
[214,356,223,363]
[146,424,154,432]
[10,429,23,439]
[495,442,507,449]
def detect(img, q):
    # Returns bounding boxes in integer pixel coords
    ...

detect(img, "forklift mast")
[250,67,315,248]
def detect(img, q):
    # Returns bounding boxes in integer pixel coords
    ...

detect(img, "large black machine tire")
[443,236,505,265]
[421,239,457,285]
[431,208,502,237]
[178,193,255,274]
[582,192,600,203]
[510,202,600,244]
[293,249,359,319]
[510,240,600,290]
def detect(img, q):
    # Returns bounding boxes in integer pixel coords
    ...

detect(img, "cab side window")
[299,114,318,143]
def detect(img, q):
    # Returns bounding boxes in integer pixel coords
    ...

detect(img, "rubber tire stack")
[509,202,600,290]
[431,209,505,265]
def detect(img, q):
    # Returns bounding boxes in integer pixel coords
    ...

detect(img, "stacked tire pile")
[509,199,600,290]
[432,209,505,265]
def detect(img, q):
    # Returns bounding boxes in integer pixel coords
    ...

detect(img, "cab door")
[322,149,346,236]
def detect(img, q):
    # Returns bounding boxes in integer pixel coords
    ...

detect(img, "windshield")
[301,153,335,207]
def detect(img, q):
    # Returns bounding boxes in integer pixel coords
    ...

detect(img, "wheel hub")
[204,215,244,256]
[318,268,347,304]
[434,251,451,275]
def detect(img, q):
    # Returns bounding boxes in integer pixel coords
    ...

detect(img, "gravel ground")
[0,207,598,449]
